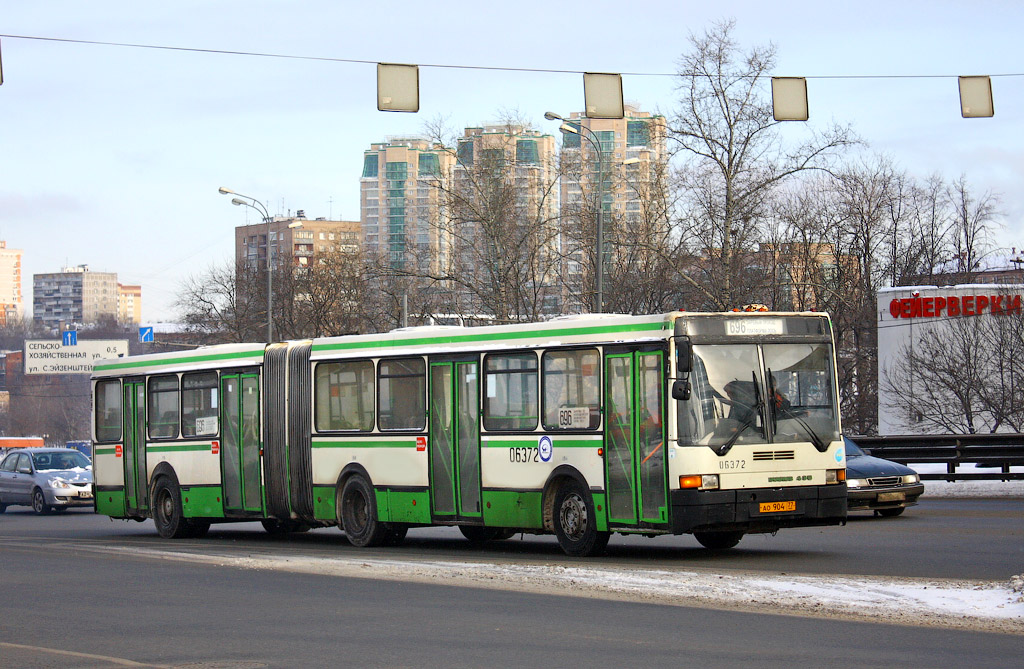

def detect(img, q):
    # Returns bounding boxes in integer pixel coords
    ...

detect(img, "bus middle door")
[221,372,263,514]
[604,348,669,527]
[428,357,482,522]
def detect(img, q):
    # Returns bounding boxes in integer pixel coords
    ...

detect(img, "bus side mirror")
[671,379,691,401]
[677,337,692,373]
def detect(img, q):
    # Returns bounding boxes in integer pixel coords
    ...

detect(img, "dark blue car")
[844,437,925,517]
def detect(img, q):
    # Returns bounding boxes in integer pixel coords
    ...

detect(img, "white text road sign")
[24,339,129,375]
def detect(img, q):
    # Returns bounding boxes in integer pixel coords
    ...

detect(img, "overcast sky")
[2,1,1022,323]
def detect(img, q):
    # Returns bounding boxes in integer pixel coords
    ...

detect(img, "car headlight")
[48,478,70,489]
[903,474,919,484]
[846,478,867,489]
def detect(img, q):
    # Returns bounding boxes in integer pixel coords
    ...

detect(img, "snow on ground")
[114,545,1024,635]
[910,463,1024,498]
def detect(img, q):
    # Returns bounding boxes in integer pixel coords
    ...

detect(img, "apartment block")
[117,283,143,324]
[234,214,361,271]
[0,241,24,326]
[33,265,118,329]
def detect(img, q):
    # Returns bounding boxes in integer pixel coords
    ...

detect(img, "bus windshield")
[677,342,839,449]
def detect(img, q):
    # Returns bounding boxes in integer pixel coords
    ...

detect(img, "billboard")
[24,339,129,375]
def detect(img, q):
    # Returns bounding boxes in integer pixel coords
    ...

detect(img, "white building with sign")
[877,284,1023,435]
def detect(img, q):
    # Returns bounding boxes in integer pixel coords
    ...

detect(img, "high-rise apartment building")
[360,138,454,271]
[555,107,667,311]
[33,265,119,329]
[450,125,560,312]
[0,241,24,326]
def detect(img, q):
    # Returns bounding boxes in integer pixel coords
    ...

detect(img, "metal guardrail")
[849,433,1024,481]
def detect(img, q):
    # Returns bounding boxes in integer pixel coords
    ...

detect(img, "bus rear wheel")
[694,530,744,550]
[552,480,609,557]
[339,475,388,548]
[152,477,190,539]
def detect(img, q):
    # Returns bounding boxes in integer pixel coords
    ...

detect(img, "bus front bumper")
[670,484,847,534]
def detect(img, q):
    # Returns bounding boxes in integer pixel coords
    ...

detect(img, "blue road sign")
[139,326,154,343]
[62,330,78,346]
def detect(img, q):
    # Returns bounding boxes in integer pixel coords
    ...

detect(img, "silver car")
[0,448,94,514]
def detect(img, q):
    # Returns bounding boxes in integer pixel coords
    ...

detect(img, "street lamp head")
[558,123,579,135]
[231,198,246,206]
[218,187,234,195]
[287,221,303,229]
[543,111,563,122]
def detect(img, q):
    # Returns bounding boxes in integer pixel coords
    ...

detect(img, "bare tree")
[175,260,264,344]
[668,19,854,310]
[946,175,999,278]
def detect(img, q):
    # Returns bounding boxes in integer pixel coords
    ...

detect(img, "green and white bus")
[90,311,847,556]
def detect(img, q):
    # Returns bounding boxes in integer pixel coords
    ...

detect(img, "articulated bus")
[90,312,847,556]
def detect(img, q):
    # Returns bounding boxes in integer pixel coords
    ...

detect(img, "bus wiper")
[716,372,763,455]
[767,367,826,452]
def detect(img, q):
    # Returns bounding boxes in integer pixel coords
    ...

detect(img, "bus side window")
[541,348,600,430]
[182,371,219,437]
[95,379,122,442]
[315,360,375,432]
[379,358,425,431]
[483,352,538,431]
[148,375,180,439]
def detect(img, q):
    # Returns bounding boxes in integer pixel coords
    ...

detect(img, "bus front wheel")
[339,475,388,547]
[552,480,609,557]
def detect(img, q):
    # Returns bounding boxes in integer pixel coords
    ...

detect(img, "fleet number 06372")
[509,447,539,463]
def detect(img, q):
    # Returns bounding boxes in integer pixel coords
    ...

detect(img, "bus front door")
[221,373,263,514]
[123,380,149,513]
[604,349,668,527]
[428,359,482,521]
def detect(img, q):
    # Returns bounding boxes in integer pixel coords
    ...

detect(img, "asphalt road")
[1,498,1022,667]
[3,497,1022,580]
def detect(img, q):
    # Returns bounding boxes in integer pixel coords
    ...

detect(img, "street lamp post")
[545,111,606,313]
[218,187,276,342]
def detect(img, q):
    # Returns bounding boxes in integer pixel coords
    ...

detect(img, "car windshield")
[31,451,92,471]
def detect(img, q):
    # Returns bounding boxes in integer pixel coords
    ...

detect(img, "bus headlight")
[679,474,720,490]
[825,469,846,484]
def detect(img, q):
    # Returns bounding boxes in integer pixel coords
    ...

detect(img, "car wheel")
[552,479,610,557]
[152,477,191,539]
[876,507,905,518]
[338,475,388,547]
[694,530,745,550]
[31,488,51,515]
